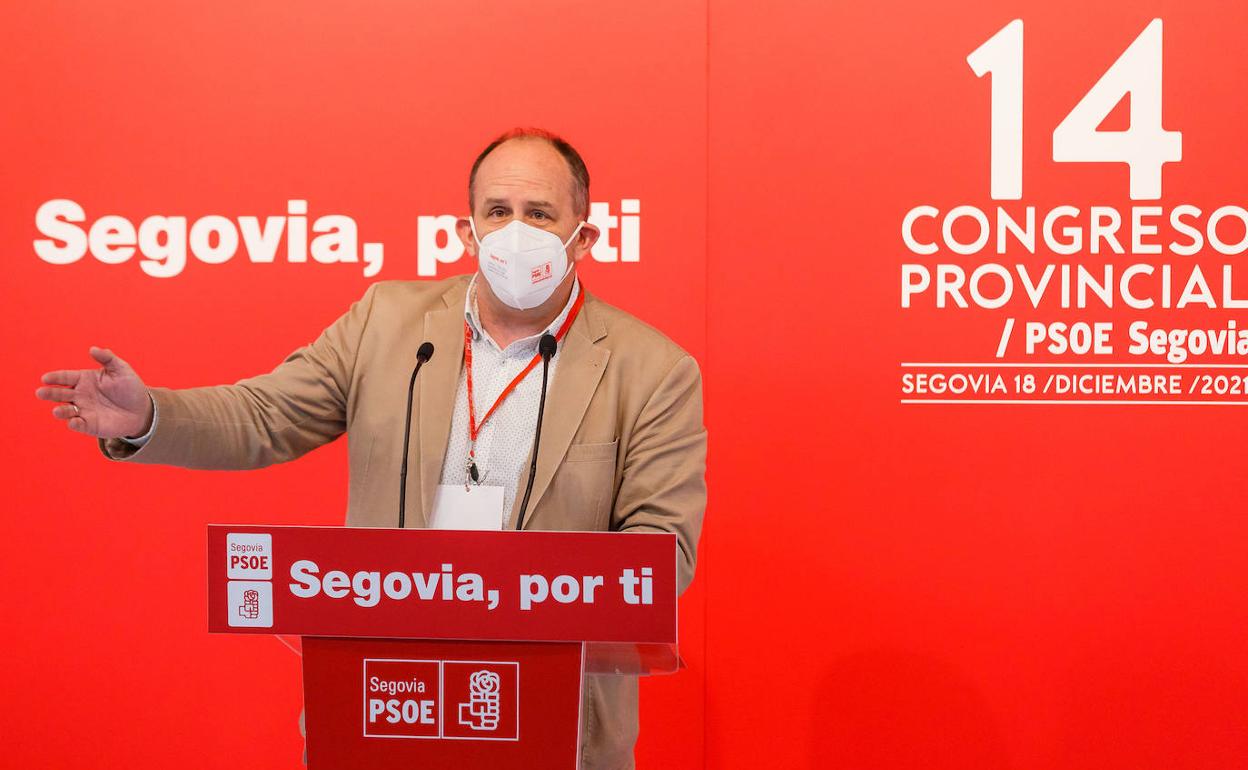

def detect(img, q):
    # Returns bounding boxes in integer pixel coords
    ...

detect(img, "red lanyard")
[464,289,585,478]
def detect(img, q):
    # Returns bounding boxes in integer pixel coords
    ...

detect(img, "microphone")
[514,333,558,530]
[398,342,435,528]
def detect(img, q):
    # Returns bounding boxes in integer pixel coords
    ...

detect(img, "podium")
[207,525,680,769]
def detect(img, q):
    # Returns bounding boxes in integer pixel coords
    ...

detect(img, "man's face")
[456,138,599,263]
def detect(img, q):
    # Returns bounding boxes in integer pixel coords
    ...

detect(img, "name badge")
[428,484,505,530]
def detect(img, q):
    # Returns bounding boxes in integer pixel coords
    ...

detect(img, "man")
[35,127,707,769]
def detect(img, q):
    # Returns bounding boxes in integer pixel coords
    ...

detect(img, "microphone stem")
[515,354,552,530]
[398,358,425,528]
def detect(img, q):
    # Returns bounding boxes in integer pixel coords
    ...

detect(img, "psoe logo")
[530,263,553,285]
[227,581,273,628]
[364,659,441,739]
[362,659,519,741]
[442,661,518,741]
[458,670,501,730]
[226,532,273,628]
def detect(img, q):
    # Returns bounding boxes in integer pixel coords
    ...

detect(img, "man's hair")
[468,127,591,218]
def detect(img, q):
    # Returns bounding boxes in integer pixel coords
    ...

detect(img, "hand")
[36,347,154,438]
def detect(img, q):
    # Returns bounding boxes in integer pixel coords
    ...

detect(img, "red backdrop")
[4,2,1247,768]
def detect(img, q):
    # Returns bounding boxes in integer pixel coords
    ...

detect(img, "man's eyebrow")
[482,197,557,210]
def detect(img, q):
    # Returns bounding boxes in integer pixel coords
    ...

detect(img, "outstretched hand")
[36,347,154,439]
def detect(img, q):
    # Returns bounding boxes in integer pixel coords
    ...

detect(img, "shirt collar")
[464,272,581,354]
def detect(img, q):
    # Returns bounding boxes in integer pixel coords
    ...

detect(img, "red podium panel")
[303,638,584,769]
[207,525,679,769]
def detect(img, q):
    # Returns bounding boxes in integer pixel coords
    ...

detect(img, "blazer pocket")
[563,439,619,464]
[550,439,619,531]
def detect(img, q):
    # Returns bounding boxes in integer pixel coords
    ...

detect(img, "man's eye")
[488,208,505,217]
[531,211,548,220]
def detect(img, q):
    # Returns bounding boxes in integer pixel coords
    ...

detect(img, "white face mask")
[469,217,585,310]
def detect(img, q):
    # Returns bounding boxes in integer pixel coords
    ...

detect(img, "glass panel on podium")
[583,641,682,675]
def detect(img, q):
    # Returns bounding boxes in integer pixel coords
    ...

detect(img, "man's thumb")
[89,346,122,369]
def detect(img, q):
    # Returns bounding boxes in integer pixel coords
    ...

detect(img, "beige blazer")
[99,274,707,770]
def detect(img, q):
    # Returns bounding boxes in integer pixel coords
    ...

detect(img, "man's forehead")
[474,140,573,203]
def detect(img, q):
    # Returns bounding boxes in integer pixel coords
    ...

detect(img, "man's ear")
[455,216,478,258]
[570,221,600,263]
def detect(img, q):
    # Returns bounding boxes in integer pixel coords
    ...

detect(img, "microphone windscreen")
[538,334,558,359]
[416,341,435,362]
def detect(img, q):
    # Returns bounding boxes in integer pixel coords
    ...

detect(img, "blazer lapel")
[413,277,469,527]
[510,293,610,529]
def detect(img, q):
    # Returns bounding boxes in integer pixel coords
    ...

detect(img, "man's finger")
[89,346,123,368]
[36,386,78,403]
[67,416,90,433]
[52,403,81,420]
[41,370,82,386]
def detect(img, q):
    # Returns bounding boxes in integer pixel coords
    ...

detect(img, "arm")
[610,354,707,595]
[97,283,380,470]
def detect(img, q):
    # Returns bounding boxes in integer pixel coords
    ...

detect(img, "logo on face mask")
[530,263,553,284]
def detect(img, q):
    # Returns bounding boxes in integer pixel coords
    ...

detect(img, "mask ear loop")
[552,221,587,293]
[561,220,586,249]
